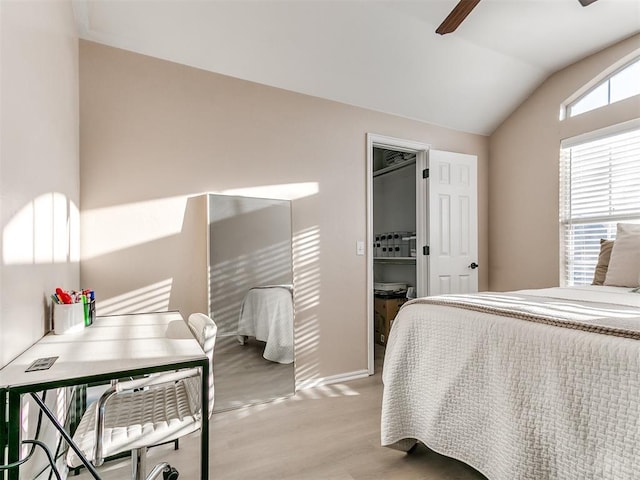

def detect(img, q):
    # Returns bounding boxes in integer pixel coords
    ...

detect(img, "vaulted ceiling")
[73,0,640,135]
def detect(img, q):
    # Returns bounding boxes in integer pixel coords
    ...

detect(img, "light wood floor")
[74,348,487,480]
[213,335,294,412]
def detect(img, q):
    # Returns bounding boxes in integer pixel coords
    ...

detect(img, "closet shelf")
[373,157,416,177]
[374,257,416,264]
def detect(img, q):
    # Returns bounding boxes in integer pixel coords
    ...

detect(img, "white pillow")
[604,223,640,287]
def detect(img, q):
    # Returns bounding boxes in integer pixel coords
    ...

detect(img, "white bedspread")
[381,286,640,480]
[237,286,294,364]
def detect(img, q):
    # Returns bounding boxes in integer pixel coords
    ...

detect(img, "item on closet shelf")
[374,231,416,257]
[383,150,404,166]
[374,282,407,296]
[382,151,416,167]
[379,234,387,257]
[394,231,411,257]
[374,295,408,346]
[387,232,400,257]
[374,239,381,257]
[402,233,417,257]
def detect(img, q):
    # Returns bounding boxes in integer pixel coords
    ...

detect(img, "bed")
[381,285,640,480]
[237,285,294,364]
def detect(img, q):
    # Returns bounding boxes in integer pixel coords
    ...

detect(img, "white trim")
[205,195,212,318]
[366,135,375,375]
[366,133,430,375]
[295,369,369,390]
[561,117,640,148]
[367,133,432,153]
[416,150,428,297]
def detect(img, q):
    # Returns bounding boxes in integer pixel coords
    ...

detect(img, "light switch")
[356,240,365,256]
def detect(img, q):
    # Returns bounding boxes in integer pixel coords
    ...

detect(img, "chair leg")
[132,447,147,480]
[146,462,179,480]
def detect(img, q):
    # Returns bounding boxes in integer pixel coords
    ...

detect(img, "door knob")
[469,262,479,269]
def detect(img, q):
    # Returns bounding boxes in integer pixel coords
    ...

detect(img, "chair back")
[187,313,217,418]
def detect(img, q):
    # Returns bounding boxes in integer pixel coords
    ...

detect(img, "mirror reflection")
[207,194,294,411]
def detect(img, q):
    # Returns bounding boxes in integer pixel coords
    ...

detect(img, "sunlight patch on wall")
[81,195,189,260]
[219,182,319,201]
[292,226,321,384]
[293,226,321,313]
[96,278,173,315]
[82,184,319,261]
[3,192,79,265]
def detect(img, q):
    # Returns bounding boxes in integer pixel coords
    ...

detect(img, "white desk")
[0,311,209,480]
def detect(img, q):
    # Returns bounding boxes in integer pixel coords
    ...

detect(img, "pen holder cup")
[53,303,85,335]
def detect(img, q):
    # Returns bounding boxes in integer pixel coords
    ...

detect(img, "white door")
[427,149,478,295]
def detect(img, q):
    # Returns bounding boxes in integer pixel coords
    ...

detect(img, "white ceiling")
[72,0,640,136]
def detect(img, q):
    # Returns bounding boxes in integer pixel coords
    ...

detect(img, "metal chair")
[66,314,217,480]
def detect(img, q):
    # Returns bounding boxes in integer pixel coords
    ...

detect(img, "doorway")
[366,134,480,375]
[366,134,429,374]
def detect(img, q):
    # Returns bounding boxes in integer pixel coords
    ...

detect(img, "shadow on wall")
[79,184,323,386]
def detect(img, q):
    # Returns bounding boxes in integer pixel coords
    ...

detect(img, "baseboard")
[295,369,370,391]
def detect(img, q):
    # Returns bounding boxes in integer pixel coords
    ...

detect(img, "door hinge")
[422,168,429,179]
[423,245,430,256]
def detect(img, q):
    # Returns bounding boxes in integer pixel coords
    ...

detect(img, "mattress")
[237,285,294,364]
[381,286,640,480]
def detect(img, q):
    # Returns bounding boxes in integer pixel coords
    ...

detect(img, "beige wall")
[489,34,640,292]
[0,1,79,367]
[79,41,489,382]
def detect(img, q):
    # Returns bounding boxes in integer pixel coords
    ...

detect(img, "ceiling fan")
[436,0,600,35]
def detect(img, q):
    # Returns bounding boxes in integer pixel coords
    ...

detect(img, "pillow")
[603,223,640,287]
[591,239,614,285]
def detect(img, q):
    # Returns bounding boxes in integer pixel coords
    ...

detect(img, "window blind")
[560,126,640,286]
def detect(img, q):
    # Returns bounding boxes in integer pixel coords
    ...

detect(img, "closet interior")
[372,147,417,346]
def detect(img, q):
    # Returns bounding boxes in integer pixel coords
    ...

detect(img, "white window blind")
[560,126,640,286]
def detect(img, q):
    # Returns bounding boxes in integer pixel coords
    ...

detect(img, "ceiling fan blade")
[436,0,482,35]
[578,0,599,5]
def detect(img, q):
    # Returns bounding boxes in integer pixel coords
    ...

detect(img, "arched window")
[565,56,640,118]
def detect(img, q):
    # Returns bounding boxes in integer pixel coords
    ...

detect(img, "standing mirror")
[207,194,294,411]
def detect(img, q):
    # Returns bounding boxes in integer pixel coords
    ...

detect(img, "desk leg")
[28,393,101,479]
[7,392,20,480]
[201,362,209,480]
